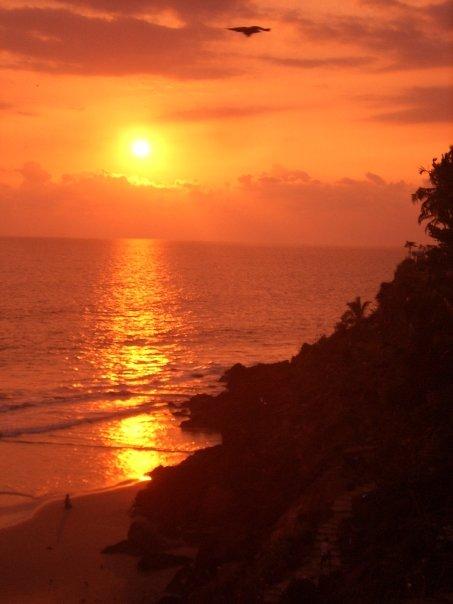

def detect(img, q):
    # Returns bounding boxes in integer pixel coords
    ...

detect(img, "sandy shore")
[0,482,175,603]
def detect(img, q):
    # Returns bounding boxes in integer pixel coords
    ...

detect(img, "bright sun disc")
[131,139,151,158]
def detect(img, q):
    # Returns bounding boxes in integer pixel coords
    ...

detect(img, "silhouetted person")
[227,26,271,37]
[64,493,72,510]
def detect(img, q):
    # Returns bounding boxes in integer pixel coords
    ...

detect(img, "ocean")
[0,237,404,526]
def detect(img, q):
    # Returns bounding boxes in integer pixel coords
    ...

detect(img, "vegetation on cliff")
[115,149,452,603]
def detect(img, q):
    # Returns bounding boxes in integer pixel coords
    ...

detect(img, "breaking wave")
[0,402,160,438]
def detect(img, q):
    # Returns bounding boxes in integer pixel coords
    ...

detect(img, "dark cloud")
[1,2,449,78]
[370,85,453,123]
[294,2,452,70]
[262,55,374,69]
[359,0,410,9]
[52,0,256,20]
[160,105,288,121]
[425,0,453,30]
[0,7,235,78]
[359,0,453,31]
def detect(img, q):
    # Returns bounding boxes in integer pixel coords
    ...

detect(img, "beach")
[0,482,173,603]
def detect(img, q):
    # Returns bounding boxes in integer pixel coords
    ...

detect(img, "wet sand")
[0,483,173,603]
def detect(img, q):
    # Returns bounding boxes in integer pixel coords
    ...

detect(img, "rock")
[127,519,167,555]
[137,553,191,572]
[102,540,137,555]
[165,564,195,596]
[281,578,320,603]
[103,518,169,557]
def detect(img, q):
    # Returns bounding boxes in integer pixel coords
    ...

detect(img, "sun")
[131,139,152,159]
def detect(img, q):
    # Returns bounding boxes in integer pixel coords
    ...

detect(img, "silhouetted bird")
[227,26,271,37]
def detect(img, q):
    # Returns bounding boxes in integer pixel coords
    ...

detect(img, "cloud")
[0,167,203,239]
[19,162,52,185]
[236,167,425,245]
[369,85,453,123]
[366,172,386,185]
[0,162,424,246]
[293,2,452,71]
[360,0,404,6]
[51,0,255,21]
[0,7,235,78]
[361,0,453,32]
[2,2,449,78]
[425,0,453,30]
[261,55,375,69]
[160,105,289,122]
[0,100,37,116]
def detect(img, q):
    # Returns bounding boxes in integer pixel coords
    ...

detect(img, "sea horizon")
[0,234,406,251]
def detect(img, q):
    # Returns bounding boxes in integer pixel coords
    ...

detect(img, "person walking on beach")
[64,494,72,510]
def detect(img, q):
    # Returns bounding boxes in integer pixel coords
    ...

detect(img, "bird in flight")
[227,26,271,37]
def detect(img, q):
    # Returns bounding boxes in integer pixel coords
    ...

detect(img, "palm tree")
[412,146,453,249]
[404,241,417,256]
[348,296,371,319]
[336,296,371,331]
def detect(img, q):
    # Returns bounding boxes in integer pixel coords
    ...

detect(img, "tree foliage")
[336,296,371,331]
[412,146,453,249]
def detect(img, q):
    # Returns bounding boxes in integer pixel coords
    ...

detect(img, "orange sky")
[0,0,452,245]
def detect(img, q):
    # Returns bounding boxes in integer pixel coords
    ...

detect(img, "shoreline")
[0,478,145,531]
[0,481,173,603]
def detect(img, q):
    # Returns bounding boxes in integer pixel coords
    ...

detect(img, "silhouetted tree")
[336,296,371,331]
[404,240,417,256]
[412,146,453,249]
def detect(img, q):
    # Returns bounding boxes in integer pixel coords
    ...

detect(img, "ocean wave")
[0,402,35,414]
[49,388,138,403]
[2,438,194,454]
[0,490,36,499]
[0,389,147,414]
[0,402,158,438]
[1,389,190,415]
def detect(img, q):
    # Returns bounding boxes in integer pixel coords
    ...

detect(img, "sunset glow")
[0,0,451,246]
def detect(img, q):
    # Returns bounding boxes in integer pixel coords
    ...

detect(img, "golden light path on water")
[83,239,205,483]
[109,416,162,482]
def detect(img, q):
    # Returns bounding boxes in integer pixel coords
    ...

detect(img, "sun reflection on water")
[109,415,162,481]
[97,239,171,389]
[72,239,218,487]
[93,239,182,480]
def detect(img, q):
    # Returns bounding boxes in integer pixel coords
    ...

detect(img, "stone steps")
[264,480,376,600]
[294,482,376,583]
